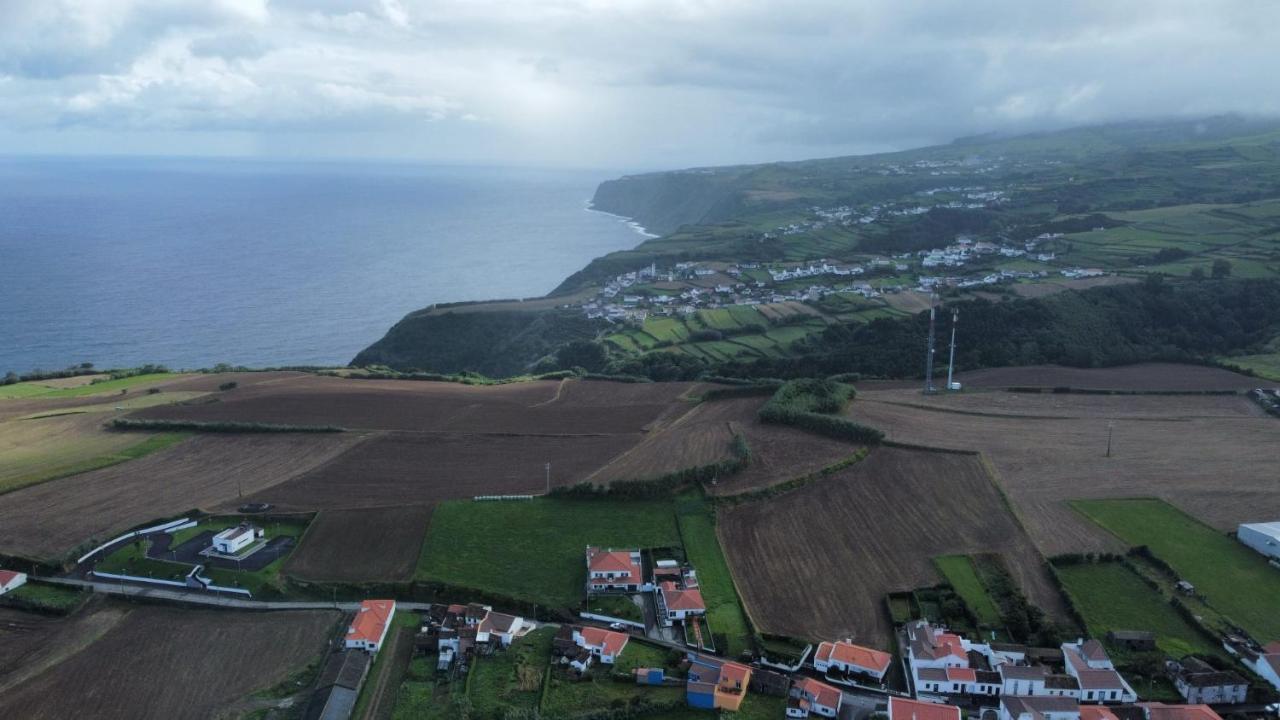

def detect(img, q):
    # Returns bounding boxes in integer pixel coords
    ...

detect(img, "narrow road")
[34,576,437,612]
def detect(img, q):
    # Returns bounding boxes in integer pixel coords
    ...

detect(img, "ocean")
[0,157,646,374]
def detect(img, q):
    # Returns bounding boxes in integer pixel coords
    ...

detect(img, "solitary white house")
[1237,522,1280,561]
[0,570,27,595]
[212,524,261,554]
[345,599,396,653]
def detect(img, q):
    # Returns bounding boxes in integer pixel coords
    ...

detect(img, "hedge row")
[757,379,885,443]
[699,382,783,402]
[716,448,870,506]
[110,418,344,433]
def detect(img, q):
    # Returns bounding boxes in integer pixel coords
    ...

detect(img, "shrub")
[218,381,238,391]
[110,418,343,433]
[757,379,884,443]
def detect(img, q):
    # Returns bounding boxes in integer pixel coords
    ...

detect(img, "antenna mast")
[946,309,959,391]
[924,295,938,394]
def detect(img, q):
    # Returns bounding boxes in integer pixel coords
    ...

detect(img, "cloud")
[0,0,1278,167]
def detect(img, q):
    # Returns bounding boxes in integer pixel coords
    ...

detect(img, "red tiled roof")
[1140,703,1223,720]
[586,546,639,575]
[796,677,842,709]
[1080,706,1121,720]
[946,667,977,683]
[578,626,629,657]
[891,697,961,720]
[718,661,751,690]
[347,599,395,645]
[817,640,893,673]
[0,570,23,585]
[660,581,706,611]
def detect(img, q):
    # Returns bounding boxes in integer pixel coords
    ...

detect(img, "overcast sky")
[2,0,1278,170]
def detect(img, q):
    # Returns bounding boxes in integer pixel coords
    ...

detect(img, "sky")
[1,0,1279,170]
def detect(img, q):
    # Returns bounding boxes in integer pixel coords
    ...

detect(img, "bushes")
[110,418,343,433]
[699,382,783,402]
[757,379,885,443]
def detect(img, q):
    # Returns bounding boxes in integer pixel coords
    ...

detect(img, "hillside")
[357,115,1280,378]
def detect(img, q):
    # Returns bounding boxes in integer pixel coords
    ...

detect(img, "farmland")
[0,605,337,719]
[1072,498,1280,641]
[416,497,681,607]
[0,602,129,694]
[0,432,361,562]
[1052,560,1224,659]
[852,387,1280,556]
[719,447,1068,647]
[0,410,190,495]
[246,431,639,512]
[861,362,1263,393]
[285,505,433,583]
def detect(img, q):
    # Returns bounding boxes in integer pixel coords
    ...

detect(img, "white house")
[0,570,27,595]
[813,640,893,680]
[787,677,843,718]
[656,580,705,623]
[477,611,525,647]
[585,546,648,592]
[1167,658,1248,705]
[572,626,629,664]
[212,524,260,554]
[1061,640,1136,703]
[1001,664,1050,696]
[1237,522,1280,561]
[1226,640,1280,691]
[345,599,396,653]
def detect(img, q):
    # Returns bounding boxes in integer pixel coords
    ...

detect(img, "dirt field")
[0,432,363,561]
[285,505,433,582]
[719,447,1069,648]
[2,605,336,720]
[587,396,864,494]
[240,430,641,512]
[857,363,1262,393]
[131,375,701,435]
[853,390,1280,555]
[0,602,129,694]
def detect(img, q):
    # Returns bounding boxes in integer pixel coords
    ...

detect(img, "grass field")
[1220,352,1280,381]
[677,494,754,658]
[1073,498,1280,641]
[417,498,681,607]
[933,555,1003,627]
[1053,561,1224,659]
[0,410,189,495]
[469,626,555,718]
[0,373,184,400]
[2,583,87,614]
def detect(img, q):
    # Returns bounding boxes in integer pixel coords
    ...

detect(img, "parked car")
[609,622,627,630]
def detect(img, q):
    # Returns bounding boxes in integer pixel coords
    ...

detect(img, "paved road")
[36,576,437,612]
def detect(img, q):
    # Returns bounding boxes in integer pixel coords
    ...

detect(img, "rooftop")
[346,599,395,645]
[891,696,962,720]
[816,640,893,673]
[794,677,842,708]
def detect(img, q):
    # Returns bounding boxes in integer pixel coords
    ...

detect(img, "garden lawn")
[1073,498,1280,641]
[679,494,753,659]
[417,498,681,608]
[1053,561,1225,659]
[934,555,1003,627]
[3,582,88,613]
[469,626,554,718]
[587,594,644,623]
[541,670,685,719]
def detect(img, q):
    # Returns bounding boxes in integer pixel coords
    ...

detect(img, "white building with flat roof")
[1237,522,1280,561]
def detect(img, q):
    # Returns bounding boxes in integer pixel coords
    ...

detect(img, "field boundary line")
[580,400,722,484]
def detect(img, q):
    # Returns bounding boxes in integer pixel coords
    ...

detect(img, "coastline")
[584,201,659,239]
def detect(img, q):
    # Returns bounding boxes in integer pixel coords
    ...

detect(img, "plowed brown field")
[853,389,1280,555]
[0,432,362,561]
[285,505,433,582]
[1,605,336,720]
[857,363,1260,392]
[719,447,1069,648]
[131,376,701,434]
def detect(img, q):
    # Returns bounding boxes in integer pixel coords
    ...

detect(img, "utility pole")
[924,295,938,394]
[1106,421,1115,458]
[946,309,959,391]
[545,462,551,495]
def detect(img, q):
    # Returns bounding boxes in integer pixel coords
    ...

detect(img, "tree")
[1212,259,1232,278]
[555,340,608,373]
[1189,266,1206,281]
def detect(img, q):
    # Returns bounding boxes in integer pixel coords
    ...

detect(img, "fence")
[76,517,191,564]
[90,570,253,597]
[473,495,534,501]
